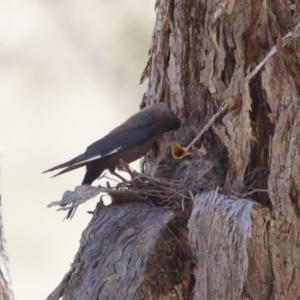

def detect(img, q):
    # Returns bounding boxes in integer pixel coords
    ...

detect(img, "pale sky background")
[0,1,155,299]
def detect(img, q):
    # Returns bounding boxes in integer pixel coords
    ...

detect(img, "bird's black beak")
[173,120,182,132]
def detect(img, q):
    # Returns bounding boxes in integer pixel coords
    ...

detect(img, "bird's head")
[149,103,181,133]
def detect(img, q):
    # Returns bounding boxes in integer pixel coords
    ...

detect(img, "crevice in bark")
[221,44,235,87]
[134,212,194,299]
[247,77,274,210]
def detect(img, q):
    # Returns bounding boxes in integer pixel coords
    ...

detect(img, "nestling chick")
[152,124,225,191]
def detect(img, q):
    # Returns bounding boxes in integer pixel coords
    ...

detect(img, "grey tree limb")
[0,154,15,300]
[47,203,175,300]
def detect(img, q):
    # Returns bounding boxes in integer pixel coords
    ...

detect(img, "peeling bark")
[188,191,253,300]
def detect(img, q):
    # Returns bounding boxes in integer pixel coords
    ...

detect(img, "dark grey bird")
[43,103,181,217]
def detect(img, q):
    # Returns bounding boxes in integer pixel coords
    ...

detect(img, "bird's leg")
[118,159,137,179]
[110,170,127,182]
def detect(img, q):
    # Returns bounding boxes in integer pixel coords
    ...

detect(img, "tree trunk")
[0,155,15,300]
[48,1,300,299]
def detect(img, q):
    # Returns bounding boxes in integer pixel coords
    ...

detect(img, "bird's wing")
[72,124,157,165]
[42,124,157,174]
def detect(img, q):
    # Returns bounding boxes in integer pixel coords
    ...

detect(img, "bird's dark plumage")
[43,103,181,217]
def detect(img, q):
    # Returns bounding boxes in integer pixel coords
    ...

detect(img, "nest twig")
[186,102,228,151]
[245,21,300,82]
[47,157,220,217]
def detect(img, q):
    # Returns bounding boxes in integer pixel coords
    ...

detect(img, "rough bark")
[48,0,300,299]
[142,1,300,298]
[0,155,15,300]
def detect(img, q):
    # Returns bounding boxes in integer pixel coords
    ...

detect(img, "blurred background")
[0,1,155,299]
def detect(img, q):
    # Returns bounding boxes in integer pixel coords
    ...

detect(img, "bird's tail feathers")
[42,153,86,174]
[50,163,86,178]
